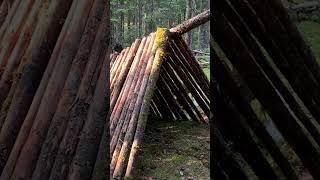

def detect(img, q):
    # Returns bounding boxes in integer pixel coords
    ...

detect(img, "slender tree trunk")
[185,0,195,47]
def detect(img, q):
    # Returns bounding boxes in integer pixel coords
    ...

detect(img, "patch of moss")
[155,27,169,58]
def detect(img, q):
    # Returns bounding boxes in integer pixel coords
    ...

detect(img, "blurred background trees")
[111,0,210,52]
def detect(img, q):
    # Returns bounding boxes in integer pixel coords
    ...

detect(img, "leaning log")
[9,0,95,179]
[31,0,107,179]
[0,0,73,176]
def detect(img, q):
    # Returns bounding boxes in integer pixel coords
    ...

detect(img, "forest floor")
[134,19,319,180]
[134,117,210,179]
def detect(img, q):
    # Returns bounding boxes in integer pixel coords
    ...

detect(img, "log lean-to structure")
[0,0,110,179]
[110,20,210,178]
[213,0,320,179]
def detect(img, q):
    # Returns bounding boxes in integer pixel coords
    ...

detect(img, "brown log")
[110,35,154,154]
[229,0,320,120]
[0,0,43,108]
[0,0,74,176]
[9,0,95,179]
[110,47,129,91]
[217,0,320,145]
[214,125,258,180]
[110,38,146,130]
[152,89,175,119]
[158,74,189,120]
[91,122,109,180]
[111,35,154,135]
[110,36,157,176]
[124,49,166,177]
[112,34,164,177]
[170,9,210,36]
[268,0,320,84]
[168,41,209,106]
[175,37,210,92]
[48,21,109,180]
[167,54,210,115]
[31,0,108,179]
[213,49,299,179]
[67,36,110,180]
[213,12,320,179]
[161,61,203,121]
[110,40,140,111]
[0,0,21,49]
[0,0,9,28]
[0,0,35,73]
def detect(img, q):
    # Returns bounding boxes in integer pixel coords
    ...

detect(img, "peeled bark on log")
[91,121,109,180]
[110,47,129,90]
[110,37,146,132]
[67,45,110,180]
[125,49,167,177]
[9,0,95,179]
[48,21,109,180]
[0,0,9,29]
[110,40,140,111]
[0,0,35,76]
[0,0,21,50]
[0,0,44,109]
[112,30,165,177]
[31,0,107,179]
[0,0,74,176]
[110,37,158,176]
[110,48,129,90]
[110,35,153,154]
[110,35,154,135]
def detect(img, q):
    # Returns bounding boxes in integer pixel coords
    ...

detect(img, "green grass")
[134,117,210,179]
[202,66,210,79]
[297,20,320,64]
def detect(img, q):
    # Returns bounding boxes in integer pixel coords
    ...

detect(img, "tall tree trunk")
[185,0,195,47]
[197,0,204,50]
[138,0,142,37]
[120,0,124,44]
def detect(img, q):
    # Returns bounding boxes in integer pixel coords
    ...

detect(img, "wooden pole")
[170,10,210,36]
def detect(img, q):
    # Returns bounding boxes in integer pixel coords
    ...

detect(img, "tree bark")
[170,9,210,36]
[0,0,73,176]
[9,0,95,179]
